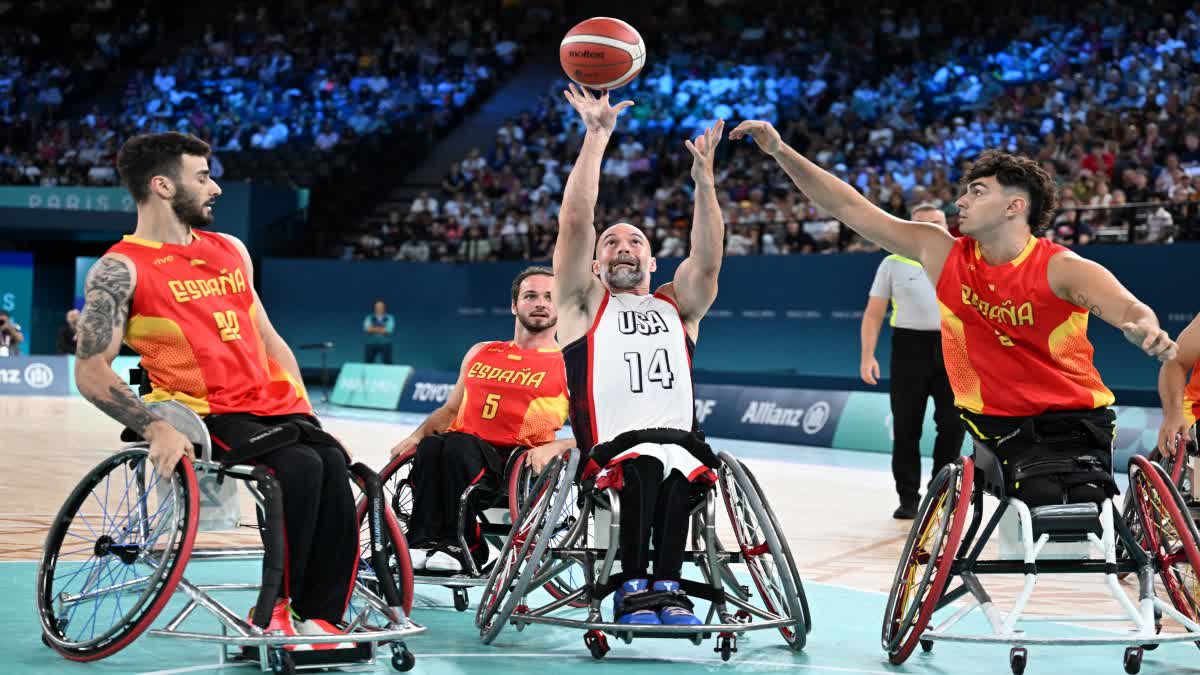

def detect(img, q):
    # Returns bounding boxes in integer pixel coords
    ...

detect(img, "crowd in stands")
[347,0,1200,262]
[0,0,527,188]
[0,1,163,187]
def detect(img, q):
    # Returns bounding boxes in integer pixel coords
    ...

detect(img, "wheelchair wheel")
[476,449,579,644]
[377,450,415,531]
[1119,447,1185,567]
[509,452,590,608]
[882,457,974,665]
[718,452,809,650]
[352,474,414,618]
[37,448,199,661]
[1129,455,1200,623]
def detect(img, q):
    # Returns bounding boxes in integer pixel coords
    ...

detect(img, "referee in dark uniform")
[860,203,965,519]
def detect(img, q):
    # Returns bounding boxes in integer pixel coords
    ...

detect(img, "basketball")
[559,17,646,90]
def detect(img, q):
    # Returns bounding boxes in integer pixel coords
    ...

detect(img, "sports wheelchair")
[473,428,811,661]
[371,440,587,612]
[36,401,423,674]
[883,434,1200,674]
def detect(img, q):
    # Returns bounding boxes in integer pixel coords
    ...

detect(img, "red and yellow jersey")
[935,236,1114,417]
[1184,362,1200,426]
[106,231,311,418]
[449,340,569,450]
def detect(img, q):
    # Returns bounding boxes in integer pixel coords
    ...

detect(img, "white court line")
[134,652,894,675]
[414,652,894,673]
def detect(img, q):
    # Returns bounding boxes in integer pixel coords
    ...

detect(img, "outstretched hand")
[1120,319,1178,362]
[562,83,633,135]
[729,120,782,156]
[684,119,724,186]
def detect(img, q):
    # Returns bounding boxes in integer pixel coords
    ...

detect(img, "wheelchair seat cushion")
[1030,502,1102,540]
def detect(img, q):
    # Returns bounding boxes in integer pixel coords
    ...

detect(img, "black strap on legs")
[250,466,285,629]
[589,428,720,470]
[619,588,696,614]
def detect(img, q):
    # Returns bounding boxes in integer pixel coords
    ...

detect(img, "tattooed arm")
[75,255,193,477]
[1047,251,1177,361]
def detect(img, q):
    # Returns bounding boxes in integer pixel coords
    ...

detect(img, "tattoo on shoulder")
[77,258,132,359]
[1072,292,1102,318]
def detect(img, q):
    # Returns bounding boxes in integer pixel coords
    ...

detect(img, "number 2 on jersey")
[623,349,674,393]
[213,310,242,342]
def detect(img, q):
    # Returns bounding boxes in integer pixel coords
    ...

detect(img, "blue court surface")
[4,405,1198,675]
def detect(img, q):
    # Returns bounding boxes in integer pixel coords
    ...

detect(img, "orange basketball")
[559,17,646,90]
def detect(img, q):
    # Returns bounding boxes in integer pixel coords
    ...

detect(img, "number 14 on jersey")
[623,348,674,393]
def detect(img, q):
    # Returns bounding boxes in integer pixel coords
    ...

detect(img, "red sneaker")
[248,599,309,651]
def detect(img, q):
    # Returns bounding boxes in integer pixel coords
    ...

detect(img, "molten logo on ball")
[559,17,646,90]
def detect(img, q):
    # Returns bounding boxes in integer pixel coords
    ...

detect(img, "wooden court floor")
[0,395,1181,626]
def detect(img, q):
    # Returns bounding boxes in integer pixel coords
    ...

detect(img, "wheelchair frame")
[37,401,425,674]
[474,446,811,661]
[883,440,1200,675]
[372,443,588,613]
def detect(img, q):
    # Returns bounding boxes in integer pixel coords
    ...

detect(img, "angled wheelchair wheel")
[718,452,808,650]
[37,448,199,661]
[377,450,415,531]
[1119,447,1186,568]
[1129,455,1200,623]
[352,473,414,618]
[882,457,973,665]
[509,451,590,608]
[476,449,579,644]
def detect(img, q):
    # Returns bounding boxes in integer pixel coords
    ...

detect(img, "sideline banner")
[397,369,459,415]
[330,362,413,409]
[384,368,1169,468]
[0,355,70,396]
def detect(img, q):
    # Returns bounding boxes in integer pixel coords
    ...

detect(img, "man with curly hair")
[733,120,1177,509]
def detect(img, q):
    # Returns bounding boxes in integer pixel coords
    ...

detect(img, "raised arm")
[1046,252,1177,362]
[1158,313,1200,455]
[553,85,633,309]
[389,342,487,458]
[730,120,955,280]
[75,255,192,478]
[666,120,725,333]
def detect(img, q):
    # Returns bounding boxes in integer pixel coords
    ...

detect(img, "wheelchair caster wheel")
[920,639,933,653]
[734,610,752,624]
[1009,647,1027,675]
[453,588,470,612]
[1124,646,1143,674]
[714,634,737,661]
[584,630,609,660]
[391,643,416,672]
[269,648,295,675]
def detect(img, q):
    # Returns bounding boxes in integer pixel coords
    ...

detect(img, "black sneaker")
[893,503,918,519]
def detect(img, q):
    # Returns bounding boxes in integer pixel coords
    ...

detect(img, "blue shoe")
[653,580,701,625]
[613,579,661,625]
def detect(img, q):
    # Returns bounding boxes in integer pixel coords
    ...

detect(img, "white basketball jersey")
[563,291,695,450]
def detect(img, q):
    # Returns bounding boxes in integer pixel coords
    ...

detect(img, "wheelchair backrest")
[971,438,1007,499]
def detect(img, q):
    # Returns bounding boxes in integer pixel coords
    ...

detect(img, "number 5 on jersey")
[623,348,674,393]
[481,392,501,420]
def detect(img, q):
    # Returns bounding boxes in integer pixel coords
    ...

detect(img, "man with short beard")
[389,266,570,573]
[75,132,357,648]
[553,85,726,626]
